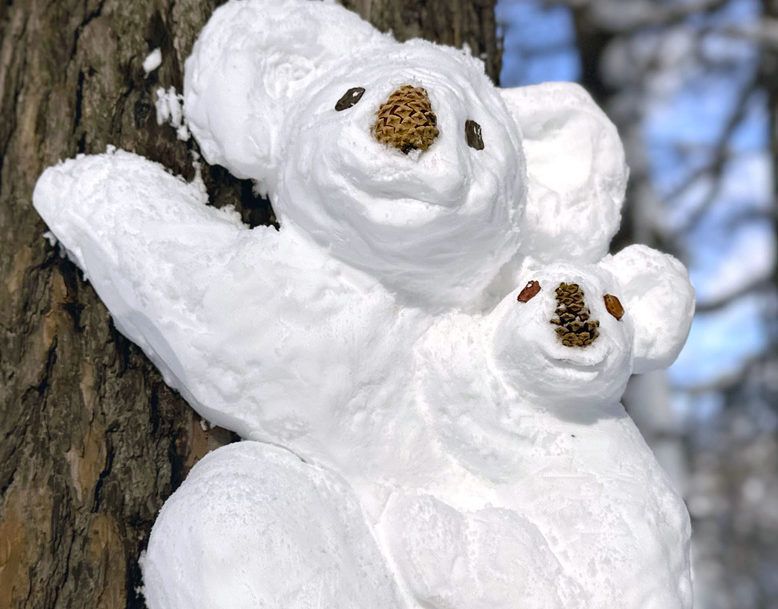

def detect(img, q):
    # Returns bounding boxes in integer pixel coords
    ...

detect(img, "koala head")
[184,0,628,309]
[494,245,695,412]
[276,40,526,308]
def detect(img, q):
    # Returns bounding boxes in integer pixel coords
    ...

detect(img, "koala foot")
[141,442,404,609]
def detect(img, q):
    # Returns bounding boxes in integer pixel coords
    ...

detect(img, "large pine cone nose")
[373,85,439,154]
[549,282,601,348]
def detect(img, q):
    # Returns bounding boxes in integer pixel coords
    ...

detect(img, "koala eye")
[517,280,541,303]
[603,294,625,320]
[335,87,366,111]
[465,119,484,150]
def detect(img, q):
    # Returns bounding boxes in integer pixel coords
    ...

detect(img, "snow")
[502,83,628,263]
[275,39,526,307]
[42,230,58,247]
[141,442,404,609]
[143,48,162,75]
[155,86,189,141]
[32,0,697,608]
[601,244,696,373]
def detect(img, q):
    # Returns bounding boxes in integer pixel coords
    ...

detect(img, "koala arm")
[33,149,397,440]
[32,150,273,428]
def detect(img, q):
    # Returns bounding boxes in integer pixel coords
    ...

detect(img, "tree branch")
[695,275,773,313]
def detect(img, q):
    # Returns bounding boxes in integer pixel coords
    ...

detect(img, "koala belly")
[387,394,692,609]
[507,413,693,609]
[377,493,583,609]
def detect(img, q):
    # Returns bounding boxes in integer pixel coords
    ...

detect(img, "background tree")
[0,1,499,606]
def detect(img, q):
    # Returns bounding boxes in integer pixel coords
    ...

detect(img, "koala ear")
[600,244,695,374]
[500,82,628,263]
[184,0,389,192]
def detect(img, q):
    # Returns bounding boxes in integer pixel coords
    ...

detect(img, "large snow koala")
[32,1,695,608]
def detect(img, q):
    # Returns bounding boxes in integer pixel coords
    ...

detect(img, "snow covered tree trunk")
[0,1,498,607]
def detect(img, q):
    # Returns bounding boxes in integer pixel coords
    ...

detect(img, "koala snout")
[373,85,439,154]
[516,280,625,349]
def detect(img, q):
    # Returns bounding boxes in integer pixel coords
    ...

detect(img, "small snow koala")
[32,1,695,608]
[403,250,694,609]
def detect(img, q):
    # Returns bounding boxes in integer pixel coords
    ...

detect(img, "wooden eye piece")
[604,294,624,320]
[517,280,541,303]
[465,119,484,150]
[335,87,365,111]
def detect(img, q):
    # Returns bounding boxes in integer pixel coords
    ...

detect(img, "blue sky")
[496,1,580,87]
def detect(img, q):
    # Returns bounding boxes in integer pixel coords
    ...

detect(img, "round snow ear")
[600,244,695,374]
[183,0,389,192]
[500,82,628,263]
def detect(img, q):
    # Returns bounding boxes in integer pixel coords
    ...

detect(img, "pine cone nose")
[373,85,439,154]
[549,282,601,348]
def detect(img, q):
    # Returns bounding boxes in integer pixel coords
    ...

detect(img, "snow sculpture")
[32,0,696,608]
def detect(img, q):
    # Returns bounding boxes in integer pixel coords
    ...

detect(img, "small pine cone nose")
[549,282,600,348]
[373,85,439,154]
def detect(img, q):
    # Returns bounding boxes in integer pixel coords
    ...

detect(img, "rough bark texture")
[0,1,498,607]
[341,0,501,81]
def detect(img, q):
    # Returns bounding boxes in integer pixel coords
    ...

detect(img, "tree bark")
[0,1,498,607]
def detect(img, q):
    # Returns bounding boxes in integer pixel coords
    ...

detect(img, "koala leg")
[379,494,584,609]
[141,441,405,609]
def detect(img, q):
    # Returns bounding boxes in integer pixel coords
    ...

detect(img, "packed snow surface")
[32,0,696,608]
[143,48,162,74]
[155,87,189,141]
[141,442,404,609]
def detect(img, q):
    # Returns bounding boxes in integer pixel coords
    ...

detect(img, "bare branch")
[668,76,759,238]
[695,276,773,313]
[715,18,778,49]
[545,0,730,34]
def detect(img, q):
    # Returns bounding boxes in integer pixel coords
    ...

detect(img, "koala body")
[32,1,695,608]
[409,252,694,608]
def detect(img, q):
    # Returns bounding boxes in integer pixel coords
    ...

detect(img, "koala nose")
[549,282,600,347]
[373,85,439,154]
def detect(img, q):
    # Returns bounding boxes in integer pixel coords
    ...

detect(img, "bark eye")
[335,87,366,111]
[603,294,625,320]
[517,280,541,303]
[465,119,484,150]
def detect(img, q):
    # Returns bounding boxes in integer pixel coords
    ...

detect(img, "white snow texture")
[143,48,162,74]
[32,1,696,608]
